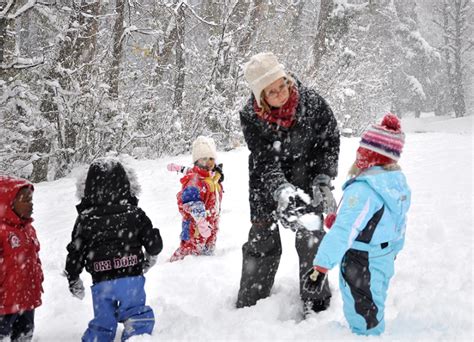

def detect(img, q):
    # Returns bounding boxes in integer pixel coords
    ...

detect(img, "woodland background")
[1,0,473,182]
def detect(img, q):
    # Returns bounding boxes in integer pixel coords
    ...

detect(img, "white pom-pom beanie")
[192,136,217,163]
[243,52,287,108]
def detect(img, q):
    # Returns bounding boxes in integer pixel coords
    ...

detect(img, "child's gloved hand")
[214,163,224,183]
[324,212,337,229]
[303,267,327,294]
[196,218,211,238]
[68,277,85,300]
[143,252,158,273]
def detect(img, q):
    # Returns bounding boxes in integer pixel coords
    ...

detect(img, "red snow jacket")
[170,166,223,261]
[0,176,43,315]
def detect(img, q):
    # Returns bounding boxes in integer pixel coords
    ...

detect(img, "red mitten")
[324,212,337,229]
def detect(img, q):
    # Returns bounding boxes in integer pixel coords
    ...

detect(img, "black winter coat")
[240,78,340,221]
[65,159,163,284]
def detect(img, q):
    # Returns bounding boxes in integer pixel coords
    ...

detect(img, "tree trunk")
[0,0,19,80]
[108,0,125,99]
[452,0,466,117]
[153,21,177,85]
[312,0,334,73]
[441,1,455,115]
[290,0,306,36]
[236,0,264,58]
[213,0,251,94]
[231,0,264,93]
[30,130,52,182]
[173,3,186,109]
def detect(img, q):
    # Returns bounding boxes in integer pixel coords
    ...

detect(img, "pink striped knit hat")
[359,113,405,161]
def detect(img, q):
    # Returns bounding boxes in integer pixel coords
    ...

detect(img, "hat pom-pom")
[381,113,401,132]
[324,212,337,229]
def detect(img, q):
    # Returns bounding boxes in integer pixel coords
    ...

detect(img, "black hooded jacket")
[240,78,340,221]
[65,160,163,284]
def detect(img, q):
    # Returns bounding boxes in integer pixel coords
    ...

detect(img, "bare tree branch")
[0,56,44,69]
[0,0,43,19]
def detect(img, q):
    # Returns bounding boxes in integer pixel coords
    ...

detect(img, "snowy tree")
[33,0,102,181]
[434,0,473,117]
[1,0,472,181]
[1,0,49,179]
[309,0,442,133]
[390,1,441,118]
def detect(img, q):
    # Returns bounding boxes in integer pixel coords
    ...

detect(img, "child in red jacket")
[170,136,223,262]
[0,176,43,341]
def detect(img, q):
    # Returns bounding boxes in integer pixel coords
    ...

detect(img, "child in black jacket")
[64,158,163,342]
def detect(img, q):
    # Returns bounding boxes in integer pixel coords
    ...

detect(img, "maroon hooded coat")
[0,176,43,315]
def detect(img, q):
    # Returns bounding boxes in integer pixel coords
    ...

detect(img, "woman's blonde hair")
[348,162,401,178]
[256,76,295,117]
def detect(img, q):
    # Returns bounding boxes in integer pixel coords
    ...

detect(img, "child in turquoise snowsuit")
[304,113,411,335]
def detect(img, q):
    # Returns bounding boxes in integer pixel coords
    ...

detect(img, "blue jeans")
[82,276,155,342]
[0,310,35,342]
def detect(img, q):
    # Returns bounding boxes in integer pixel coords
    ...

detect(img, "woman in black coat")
[236,52,340,315]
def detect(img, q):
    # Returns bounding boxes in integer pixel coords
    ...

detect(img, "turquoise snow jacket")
[314,166,411,270]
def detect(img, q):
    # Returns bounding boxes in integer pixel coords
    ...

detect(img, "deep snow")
[29,115,472,341]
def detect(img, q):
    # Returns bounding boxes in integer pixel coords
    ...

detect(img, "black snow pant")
[236,220,331,309]
[0,310,35,342]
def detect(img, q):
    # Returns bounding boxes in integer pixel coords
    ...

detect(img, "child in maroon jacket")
[0,176,43,341]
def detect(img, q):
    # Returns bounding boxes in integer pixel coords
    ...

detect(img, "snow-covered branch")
[123,26,162,37]
[1,0,56,18]
[0,56,44,70]
[0,0,15,17]
[179,1,218,27]
[0,0,41,19]
[332,0,369,18]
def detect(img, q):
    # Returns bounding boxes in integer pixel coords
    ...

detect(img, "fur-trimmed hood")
[75,157,141,211]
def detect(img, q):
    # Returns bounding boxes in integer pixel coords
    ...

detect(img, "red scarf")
[254,85,299,128]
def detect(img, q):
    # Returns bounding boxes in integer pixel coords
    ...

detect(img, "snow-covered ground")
[31,115,473,341]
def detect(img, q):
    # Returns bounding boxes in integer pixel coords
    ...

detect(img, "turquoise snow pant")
[339,242,395,336]
[82,275,155,342]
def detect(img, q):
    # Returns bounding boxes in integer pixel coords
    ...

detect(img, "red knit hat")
[356,113,404,169]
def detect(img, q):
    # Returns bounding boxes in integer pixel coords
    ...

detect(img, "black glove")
[68,277,85,300]
[274,183,311,231]
[214,163,224,183]
[303,268,327,295]
[279,196,310,231]
[143,252,158,273]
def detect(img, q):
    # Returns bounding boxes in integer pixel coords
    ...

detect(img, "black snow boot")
[303,297,331,317]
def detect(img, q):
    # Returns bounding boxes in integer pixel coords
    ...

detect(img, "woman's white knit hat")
[243,52,287,108]
[192,136,217,163]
